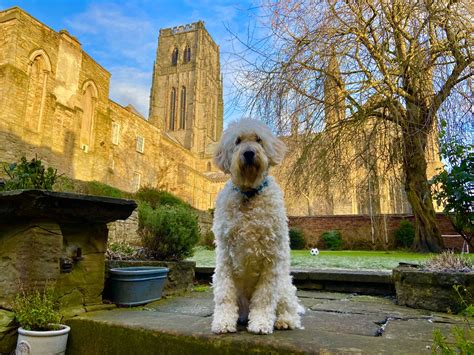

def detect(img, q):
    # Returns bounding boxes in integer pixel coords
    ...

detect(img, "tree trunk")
[402,120,443,253]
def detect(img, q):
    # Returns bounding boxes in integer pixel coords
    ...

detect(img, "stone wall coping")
[393,265,474,286]
[196,266,393,284]
[289,212,449,219]
[0,189,137,223]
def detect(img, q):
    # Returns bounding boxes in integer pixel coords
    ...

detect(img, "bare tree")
[232,0,473,252]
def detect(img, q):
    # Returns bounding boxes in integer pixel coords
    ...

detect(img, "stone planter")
[106,260,196,296]
[393,265,474,313]
[106,267,169,306]
[0,189,136,353]
[16,324,70,355]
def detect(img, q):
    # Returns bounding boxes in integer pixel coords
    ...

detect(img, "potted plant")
[13,287,70,355]
[104,189,200,304]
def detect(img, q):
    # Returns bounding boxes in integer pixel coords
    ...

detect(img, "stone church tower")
[149,21,223,156]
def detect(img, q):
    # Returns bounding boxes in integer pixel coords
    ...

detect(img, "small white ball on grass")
[310,248,319,256]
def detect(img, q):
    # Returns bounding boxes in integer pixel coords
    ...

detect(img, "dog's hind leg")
[211,261,239,334]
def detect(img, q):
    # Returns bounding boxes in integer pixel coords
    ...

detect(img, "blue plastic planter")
[107,266,169,306]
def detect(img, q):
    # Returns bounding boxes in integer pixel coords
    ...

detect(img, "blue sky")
[0,0,257,120]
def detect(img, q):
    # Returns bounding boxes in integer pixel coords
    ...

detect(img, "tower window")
[169,88,177,130]
[179,86,186,129]
[171,48,178,66]
[184,46,191,63]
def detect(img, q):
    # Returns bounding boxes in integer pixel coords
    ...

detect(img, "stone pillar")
[0,221,62,309]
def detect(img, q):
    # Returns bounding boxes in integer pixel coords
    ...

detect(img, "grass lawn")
[188,248,474,271]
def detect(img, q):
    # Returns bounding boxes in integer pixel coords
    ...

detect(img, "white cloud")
[108,66,152,117]
[65,3,157,67]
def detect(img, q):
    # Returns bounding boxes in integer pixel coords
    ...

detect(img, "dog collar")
[232,177,269,199]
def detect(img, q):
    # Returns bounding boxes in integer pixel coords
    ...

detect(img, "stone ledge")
[0,189,137,223]
[196,267,394,295]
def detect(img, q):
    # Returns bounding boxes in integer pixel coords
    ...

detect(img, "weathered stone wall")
[289,213,461,250]
[0,7,226,211]
[107,210,141,246]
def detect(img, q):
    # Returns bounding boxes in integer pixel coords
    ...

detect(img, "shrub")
[1,156,58,191]
[199,229,216,250]
[135,186,189,209]
[321,230,342,250]
[13,286,61,331]
[424,251,472,272]
[139,203,199,261]
[430,122,473,249]
[289,228,306,250]
[395,220,415,248]
[83,181,128,199]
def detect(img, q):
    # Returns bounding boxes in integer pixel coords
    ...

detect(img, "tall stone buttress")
[149,21,223,156]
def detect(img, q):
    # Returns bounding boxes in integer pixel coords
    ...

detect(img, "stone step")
[64,290,463,354]
[196,267,395,295]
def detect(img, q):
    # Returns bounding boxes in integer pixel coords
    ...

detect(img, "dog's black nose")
[243,150,255,163]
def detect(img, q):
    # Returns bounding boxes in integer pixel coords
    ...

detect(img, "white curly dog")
[211,119,305,335]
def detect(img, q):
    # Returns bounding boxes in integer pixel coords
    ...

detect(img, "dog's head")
[214,119,286,189]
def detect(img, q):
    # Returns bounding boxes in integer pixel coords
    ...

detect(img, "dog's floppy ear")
[267,135,287,166]
[214,138,231,173]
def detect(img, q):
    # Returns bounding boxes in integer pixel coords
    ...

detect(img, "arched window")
[184,46,191,63]
[179,86,186,129]
[207,162,211,172]
[169,87,176,130]
[25,50,51,132]
[80,81,98,150]
[171,48,178,66]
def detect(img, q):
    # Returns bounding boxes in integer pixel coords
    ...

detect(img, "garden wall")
[289,213,462,250]
[107,210,140,245]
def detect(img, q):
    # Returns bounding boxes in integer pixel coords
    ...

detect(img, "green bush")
[13,287,61,331]
[289,228,306,250]
[139,203,199,261]
[395,220,415,248]
[135,186,189,209]
[1,156,58,191]
[199,229,216,250]
[321,230,342,250]
[83,181,128,199]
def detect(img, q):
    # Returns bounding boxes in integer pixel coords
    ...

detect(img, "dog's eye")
[235,137,241,145]
[256,136,262,144]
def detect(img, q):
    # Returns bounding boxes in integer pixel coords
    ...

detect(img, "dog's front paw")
[247,319,274,335]
[212,319,237,334]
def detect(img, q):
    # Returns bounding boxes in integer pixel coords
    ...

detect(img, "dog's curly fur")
[211,119,304,335]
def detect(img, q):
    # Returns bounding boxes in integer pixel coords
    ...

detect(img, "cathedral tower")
[149,21,223,156]
[323,55,345,128]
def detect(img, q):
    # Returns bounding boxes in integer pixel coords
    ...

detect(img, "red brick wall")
[288,213,462,251]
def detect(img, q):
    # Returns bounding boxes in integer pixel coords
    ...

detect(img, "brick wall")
[289,214,463,250]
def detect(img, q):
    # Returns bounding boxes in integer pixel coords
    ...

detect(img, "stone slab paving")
[65,290,469,354]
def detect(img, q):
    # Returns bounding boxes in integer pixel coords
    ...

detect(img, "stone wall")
[107,210,141,246]
[289,213,461,250]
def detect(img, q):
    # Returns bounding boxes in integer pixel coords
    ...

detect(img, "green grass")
[188,248,474,271]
